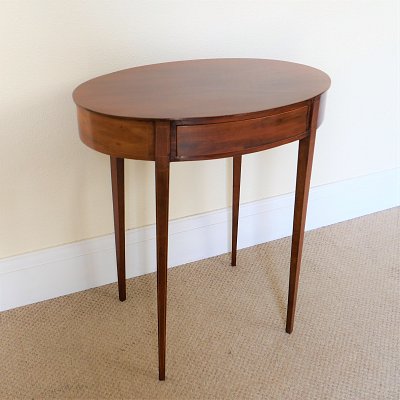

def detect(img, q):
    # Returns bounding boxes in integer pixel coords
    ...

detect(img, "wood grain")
[73,59,330,121]
[77,107,155,160]
[175,106,308,160]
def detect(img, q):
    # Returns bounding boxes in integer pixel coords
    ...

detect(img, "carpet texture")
[1,208,399,399]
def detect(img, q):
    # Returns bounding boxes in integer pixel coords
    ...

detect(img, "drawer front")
[175,106,309,160]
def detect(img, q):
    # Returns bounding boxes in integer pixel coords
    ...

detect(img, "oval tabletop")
[73,58,330,121]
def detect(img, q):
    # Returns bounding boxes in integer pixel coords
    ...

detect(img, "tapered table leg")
[286,98,320,334]
[231,155,242,266]
[110,156,126,302]
[155,122,170,381]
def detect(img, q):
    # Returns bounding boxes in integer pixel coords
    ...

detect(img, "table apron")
[77,106,155,160]
[77,102,317,161]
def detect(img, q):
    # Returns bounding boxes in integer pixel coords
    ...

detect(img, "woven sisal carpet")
[1,208,399,399]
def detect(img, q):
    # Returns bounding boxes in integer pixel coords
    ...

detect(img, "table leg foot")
[231,155,242,266]
[110,156,126,302]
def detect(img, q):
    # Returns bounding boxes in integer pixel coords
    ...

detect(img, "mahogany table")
[73,59,330,380]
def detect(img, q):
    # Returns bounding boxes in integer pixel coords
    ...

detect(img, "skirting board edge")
[1,167,398,311]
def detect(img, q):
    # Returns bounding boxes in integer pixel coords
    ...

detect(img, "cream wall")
[0,0,398,259]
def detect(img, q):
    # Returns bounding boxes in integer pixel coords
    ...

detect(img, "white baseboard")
[1,167,398,312]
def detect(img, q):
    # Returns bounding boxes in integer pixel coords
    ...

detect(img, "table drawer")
[175,106,309,159]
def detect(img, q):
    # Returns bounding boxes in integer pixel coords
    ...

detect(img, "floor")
[1,207,399,399]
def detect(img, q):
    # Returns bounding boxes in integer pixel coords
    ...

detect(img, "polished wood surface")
[73,59,330,120]
[110,157,126,302]
[154,121,171,381]
[73,58,330,381]
[286,97,320,334]
[175,105,309,160]
[231,155,242,267]
[77,107,155,160]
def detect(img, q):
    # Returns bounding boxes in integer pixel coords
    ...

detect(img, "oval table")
[73,59,331,380]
